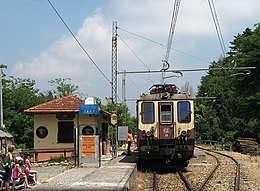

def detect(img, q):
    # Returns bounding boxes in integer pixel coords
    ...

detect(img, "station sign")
[79,135,99,167]
[118,126,128,141]
[79,104,99,115]
[111,113,118,125]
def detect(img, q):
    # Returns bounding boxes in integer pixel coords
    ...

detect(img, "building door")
[57,121,74,143]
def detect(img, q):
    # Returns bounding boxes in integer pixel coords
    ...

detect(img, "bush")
[49,155,66,163]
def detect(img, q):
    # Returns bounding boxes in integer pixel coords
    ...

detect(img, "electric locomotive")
[137,84,195,168]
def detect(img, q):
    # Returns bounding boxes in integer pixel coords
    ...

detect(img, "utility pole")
[111,21,117,107]
[111,21,118,149]
[122,70,126,126]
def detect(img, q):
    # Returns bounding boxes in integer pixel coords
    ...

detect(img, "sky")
[0,0,259,116]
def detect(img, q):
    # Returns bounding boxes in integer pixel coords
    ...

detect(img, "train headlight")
[146,131,152,137]
[181,130,187,137]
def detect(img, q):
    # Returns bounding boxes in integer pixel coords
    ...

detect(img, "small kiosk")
[25,96,111,162]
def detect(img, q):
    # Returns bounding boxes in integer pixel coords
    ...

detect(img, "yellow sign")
[81,136,96,157]
[111,113,118,125]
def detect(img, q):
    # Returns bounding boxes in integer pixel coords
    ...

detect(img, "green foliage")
[101,101,136,140]
[16,143,27,151]
[47,78,79,98]
[49,155,66,163]
[3,76,45,149]
[196,23,260,143]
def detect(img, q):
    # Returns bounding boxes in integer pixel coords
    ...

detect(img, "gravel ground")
[133,149,260,191]
[218,150,260,191]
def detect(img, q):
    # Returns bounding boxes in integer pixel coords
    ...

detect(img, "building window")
[141,102,154,124]
[36,126,48,139]
[58,121,74,143]
[160,103,172,124]
[82,126,94,135]
[178,101,191,123]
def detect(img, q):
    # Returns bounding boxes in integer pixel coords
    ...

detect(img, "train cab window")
[178,101,191,123]
[160,104,172,124]
[141,102,154,124]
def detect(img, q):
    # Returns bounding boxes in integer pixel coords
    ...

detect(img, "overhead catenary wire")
[163,0,181,63]
[208,0,227,57]
[126,75,144,93]
[162,0,181,81]
[117,27,210,64]
[47,0,111,84]
[117,34,150,71]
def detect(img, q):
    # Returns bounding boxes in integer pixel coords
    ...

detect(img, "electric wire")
[132,74,154,82]
[126,75,145,93]
[117,34,150,71]
[163,0,181,65]
[162,0,181,81]
[117,27,210,63]
[208,0,227,57]
[47,0,111,84]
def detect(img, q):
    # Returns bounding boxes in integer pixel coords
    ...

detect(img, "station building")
[24,96,111,162]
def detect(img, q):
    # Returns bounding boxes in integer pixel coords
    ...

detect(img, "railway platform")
[32,151,138,191]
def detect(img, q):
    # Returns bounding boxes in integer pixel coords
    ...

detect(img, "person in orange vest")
[126,129,134,156]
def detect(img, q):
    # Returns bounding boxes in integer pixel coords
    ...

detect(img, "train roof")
[138,92,193,101]
[137,84,193,101]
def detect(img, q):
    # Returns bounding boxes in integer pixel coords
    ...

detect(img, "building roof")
[25,96,85,113]
[24,96,111,116]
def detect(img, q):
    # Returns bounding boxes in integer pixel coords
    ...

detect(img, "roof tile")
[24,96,84,113]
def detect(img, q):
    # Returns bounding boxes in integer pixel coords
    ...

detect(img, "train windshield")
[178,101,191,123]
[141,102,154,124]
[160,103,172,124]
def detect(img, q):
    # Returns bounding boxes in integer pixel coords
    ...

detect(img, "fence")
[20,149,74,163]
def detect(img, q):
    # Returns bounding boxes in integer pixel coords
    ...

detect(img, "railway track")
[152,147,240,190]
[194,146,240,191]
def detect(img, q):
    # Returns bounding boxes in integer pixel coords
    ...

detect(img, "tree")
[229,24,260,138]
[99,100,136,142]
[196,23,260,142]
[3,76,45,148]
[47,78,79,99]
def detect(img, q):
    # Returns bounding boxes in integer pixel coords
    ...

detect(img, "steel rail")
[153,171,157,191]
[197,151,220,191]
[210,150,240,191]
[177,170,193,191]
[196,146,240,191]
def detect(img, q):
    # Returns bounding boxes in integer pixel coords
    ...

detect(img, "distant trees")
[99,101,136,139]
[45,78,79,100]
[196,23,260,143]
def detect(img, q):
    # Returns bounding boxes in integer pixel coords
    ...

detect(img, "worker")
[126,130,134,156]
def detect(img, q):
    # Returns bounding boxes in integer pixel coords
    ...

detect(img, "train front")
[136,84,195,168]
